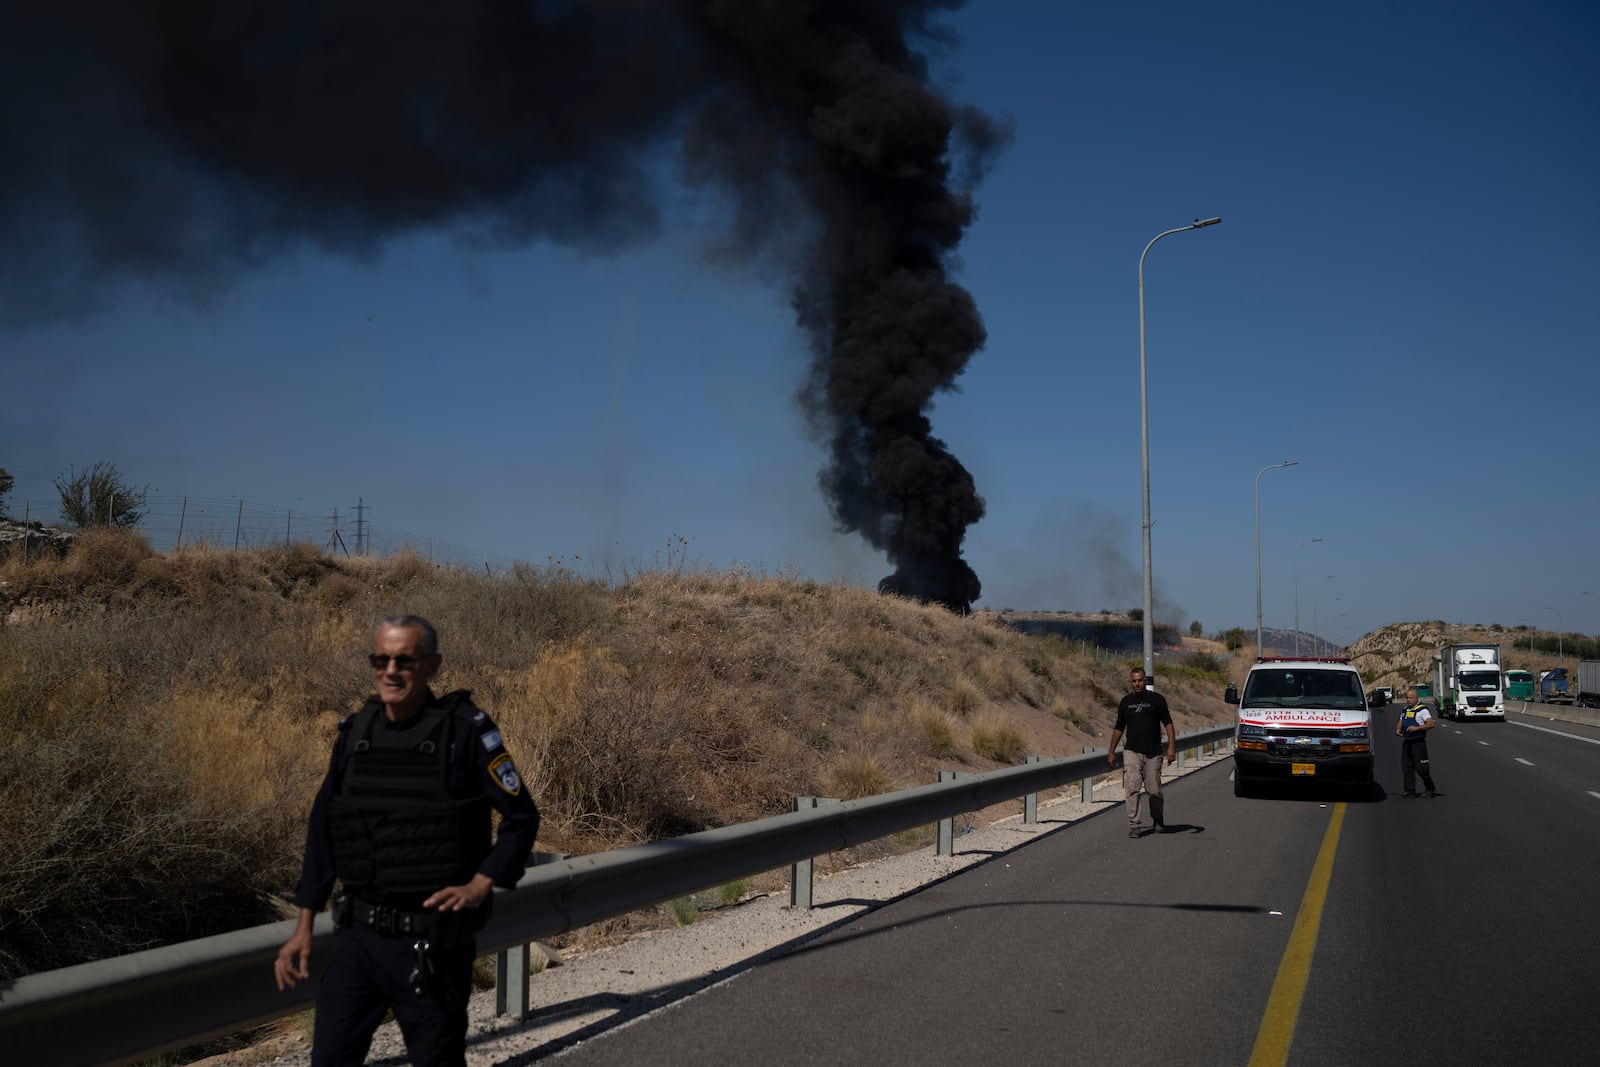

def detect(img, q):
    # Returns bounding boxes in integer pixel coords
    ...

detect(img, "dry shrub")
[496,641,706,844]
[947,675,982,717]
[1049,695,1089,728]
[972,653,1028,700]
[823,748,892,799]
[907,696,961,758]
[0,696,297,980]
[970,711,1028,763]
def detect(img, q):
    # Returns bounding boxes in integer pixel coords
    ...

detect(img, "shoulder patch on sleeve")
[488,753,522,796]
[480,728,503,753]
[473,710,487,725]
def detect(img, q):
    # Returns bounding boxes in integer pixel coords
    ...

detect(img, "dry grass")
[0,529,1238,980]
[969,710,1028,763]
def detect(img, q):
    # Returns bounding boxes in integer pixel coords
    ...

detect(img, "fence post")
[1023,755,1041,823]
[788,797,832,910]
[936,771,958,855]
[495,851,567,1020]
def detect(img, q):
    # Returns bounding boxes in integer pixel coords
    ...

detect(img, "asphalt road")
[545,709,1600,1066]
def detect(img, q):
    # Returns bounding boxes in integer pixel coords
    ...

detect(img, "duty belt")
[337,897,439,937]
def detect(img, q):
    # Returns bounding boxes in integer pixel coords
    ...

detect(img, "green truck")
[1503,669,1534,701]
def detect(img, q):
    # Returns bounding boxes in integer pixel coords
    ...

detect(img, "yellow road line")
[1247,802,1347,1067]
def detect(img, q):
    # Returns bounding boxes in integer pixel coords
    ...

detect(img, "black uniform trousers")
[1400,736,1436,795]
[312,922,476,1067]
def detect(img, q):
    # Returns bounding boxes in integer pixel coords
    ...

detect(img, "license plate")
[1291,763,1316,776]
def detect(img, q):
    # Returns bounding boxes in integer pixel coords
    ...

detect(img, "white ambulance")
[1232,657,1374,797]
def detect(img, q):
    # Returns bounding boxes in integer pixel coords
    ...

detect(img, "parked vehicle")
[1367,687,1388,708]
[1415,681,1433,700]
[1232,657,1374,798]
[1503,669,1535,702]
[1433,643,1505,721]
[1576,661,1600,708]
[1537,668,1572,704]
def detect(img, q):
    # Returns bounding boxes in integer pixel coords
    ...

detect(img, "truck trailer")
[1434,643,1505,721]
[1576,661,1600,708]
[1537,668,1571,704]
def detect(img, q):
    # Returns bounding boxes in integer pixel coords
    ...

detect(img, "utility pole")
[353,498,370,555]
[326,509,349,556]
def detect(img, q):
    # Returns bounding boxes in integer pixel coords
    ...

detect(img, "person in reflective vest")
[274,615,540,1067]
[1395,687,1439,798]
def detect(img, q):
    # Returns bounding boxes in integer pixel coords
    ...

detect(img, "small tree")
[1189,620,1203,637]
[55,462,147,528]
[0,467,13,518]
[1222,627,1248,651]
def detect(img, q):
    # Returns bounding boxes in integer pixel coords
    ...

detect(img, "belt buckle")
[373,905,394,936]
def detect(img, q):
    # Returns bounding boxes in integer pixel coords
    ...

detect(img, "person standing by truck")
[1396,687,1439,798]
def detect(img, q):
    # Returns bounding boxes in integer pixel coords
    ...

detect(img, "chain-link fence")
[5,492,527,574]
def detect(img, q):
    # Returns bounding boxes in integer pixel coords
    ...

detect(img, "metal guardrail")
[0,724,1236,1066]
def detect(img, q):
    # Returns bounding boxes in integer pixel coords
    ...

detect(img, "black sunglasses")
[368,653,431,670]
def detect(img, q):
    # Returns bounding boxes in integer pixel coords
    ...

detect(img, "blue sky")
[4,1,1597,644]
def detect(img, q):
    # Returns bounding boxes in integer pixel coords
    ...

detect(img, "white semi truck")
[1433,643,1505,721]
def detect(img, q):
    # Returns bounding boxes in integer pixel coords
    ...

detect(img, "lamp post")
[1254,460,1298,657]
[1138,216,1222,679]
[1330,598,1343,651]
[1293,537,1323,657]
[1545,605,1564,662]
[1584,592,1598,659]
[1312,575,1336,654]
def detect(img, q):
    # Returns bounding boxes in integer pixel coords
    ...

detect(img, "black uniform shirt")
[1115,690,1173,756]
[291,689,540,911]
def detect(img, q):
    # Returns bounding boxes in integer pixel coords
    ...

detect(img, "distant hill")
[1346,621,1585,690]
[1258,627,1340,658]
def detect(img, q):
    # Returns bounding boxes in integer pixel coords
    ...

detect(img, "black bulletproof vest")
[328,702,491,894]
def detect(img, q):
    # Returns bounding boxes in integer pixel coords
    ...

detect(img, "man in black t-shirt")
[1108,668,1177,837]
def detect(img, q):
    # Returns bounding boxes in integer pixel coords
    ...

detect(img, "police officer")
[274,615,540,1067]
[1395,686,1439,798]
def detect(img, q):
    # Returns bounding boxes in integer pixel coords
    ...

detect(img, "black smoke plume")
[0,1,1007,611]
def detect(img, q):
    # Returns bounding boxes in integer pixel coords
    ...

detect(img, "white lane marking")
[1507,720,1600,746]
[1589,791,1600,802]
[1514,758,1535,767]
[1478,741,1491,746]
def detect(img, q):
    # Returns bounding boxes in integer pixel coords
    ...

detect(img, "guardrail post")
[1023,756,1041,823]
[788,797,834,910]
[936,771,958,855]
[1177,745,1187,768]
[1082,747,1103,803]
[496,850,566,1020]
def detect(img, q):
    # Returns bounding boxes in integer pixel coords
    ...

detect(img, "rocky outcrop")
[0,518,75,558]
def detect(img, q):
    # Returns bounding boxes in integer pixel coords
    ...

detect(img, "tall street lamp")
[1138,216,1223,678]
[1545,605,1564,662]
[1293,537,1323,656]
[1313,575,1336,653]
[1251,457,1298,654]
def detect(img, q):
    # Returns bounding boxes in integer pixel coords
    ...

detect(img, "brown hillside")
[0,529,1237,980]
[1348,620,1579,692]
